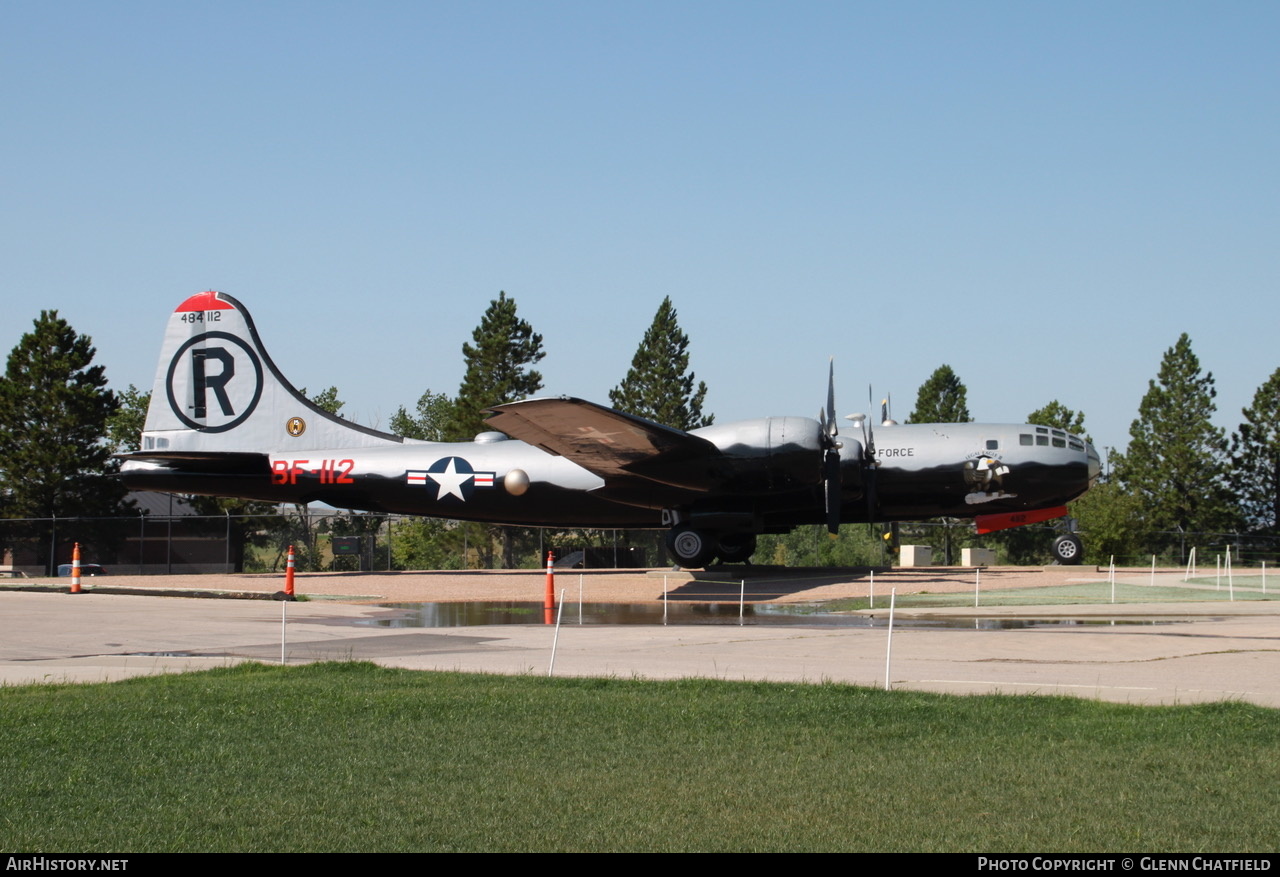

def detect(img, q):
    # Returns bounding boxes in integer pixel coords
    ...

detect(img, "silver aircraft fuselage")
[120,292,1100,563]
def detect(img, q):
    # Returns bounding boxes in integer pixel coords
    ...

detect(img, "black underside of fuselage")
[122,456,1089,533]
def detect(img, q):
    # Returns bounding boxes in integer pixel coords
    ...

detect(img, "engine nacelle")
[690,417,825,493]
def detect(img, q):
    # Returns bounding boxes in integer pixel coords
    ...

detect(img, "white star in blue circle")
[405,457,497,503]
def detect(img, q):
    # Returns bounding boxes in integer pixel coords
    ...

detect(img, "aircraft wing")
[484,397,719,485]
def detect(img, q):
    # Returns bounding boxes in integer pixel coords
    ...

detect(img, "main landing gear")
[664,525,757,568]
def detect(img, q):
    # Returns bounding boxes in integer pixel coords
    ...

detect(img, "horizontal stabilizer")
[117,451,271,475]
[485,397,718,482]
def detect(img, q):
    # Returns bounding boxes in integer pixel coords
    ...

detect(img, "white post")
[1216,555,1221,591]
[280,599,287,666]
[548,586,568,677]
[1110,556,1116,604]
[884,588,897,691]
[974,567,980,608]
[1263,561,1267,595]
[1150,555,1156,588]
[1227,547,1234,602]
[663,575,669,626]
[869,570,874,610]
[1184,547,1196,582]
[739,579,746,626]
[578,573,584,625]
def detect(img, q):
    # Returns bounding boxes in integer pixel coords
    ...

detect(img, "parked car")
[56,563,108,577]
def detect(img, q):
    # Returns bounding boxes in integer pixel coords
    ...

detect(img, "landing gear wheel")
[1052,534,1083,565]
[716,533,757,564]
[665,525,718,568]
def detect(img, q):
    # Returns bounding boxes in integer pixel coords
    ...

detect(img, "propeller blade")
[865,384,876,456]
[863,383,879,519]
[864,463,878,523]
[825,358,837,437]
[824,448,841,535]
[820,359,840,534]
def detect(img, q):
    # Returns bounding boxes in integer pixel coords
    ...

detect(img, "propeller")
[858,384,881,523]
[820,359,841,536]
[822,365,884,536]
[866,385,876,457]
[863,450,880,522]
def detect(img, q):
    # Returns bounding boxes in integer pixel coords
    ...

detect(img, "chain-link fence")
[0,511,1274,576]
[751,521,1279,569]
[0,511,669,576]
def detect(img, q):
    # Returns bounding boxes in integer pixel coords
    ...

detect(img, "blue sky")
[4,1,1277,461]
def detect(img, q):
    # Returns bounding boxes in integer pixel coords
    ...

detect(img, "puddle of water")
[365,601,768,628]
[359,602,1176,630]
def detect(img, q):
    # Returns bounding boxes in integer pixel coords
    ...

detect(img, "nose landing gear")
[1052,533,1083,565]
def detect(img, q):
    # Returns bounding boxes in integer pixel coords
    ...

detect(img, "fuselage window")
[1036,435,1049,446]
[986,439,999,450]
[1020,434,1033,446]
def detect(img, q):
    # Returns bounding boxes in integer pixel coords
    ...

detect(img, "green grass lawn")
[2,663,1276,852]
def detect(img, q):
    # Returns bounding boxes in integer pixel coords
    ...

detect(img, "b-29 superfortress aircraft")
[120,292,1101,567]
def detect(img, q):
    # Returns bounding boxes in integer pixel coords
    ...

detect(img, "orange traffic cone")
[70,543,82,594]
[544,550,555,624]
[284,544,296,598]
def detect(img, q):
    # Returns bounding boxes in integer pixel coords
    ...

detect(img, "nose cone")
[1086,442,1102,486]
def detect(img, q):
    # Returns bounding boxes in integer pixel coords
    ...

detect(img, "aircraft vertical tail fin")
[140,291,403,454]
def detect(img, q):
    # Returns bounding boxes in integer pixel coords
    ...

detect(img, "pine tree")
[609,297,712,429]
[441,293,544,569]
[302,386,344,416]
[0,311,126,520]
[1117,334,1236,545]
[1230,367,1280,534]
[1069,477,1145,564]
[1026,400,1089,442]
[908,365,971,423]
[106,385,150,453]
[391,389,453,441]
[446,292,545,442]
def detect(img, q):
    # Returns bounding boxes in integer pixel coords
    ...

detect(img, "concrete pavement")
[2,589,1277,706]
